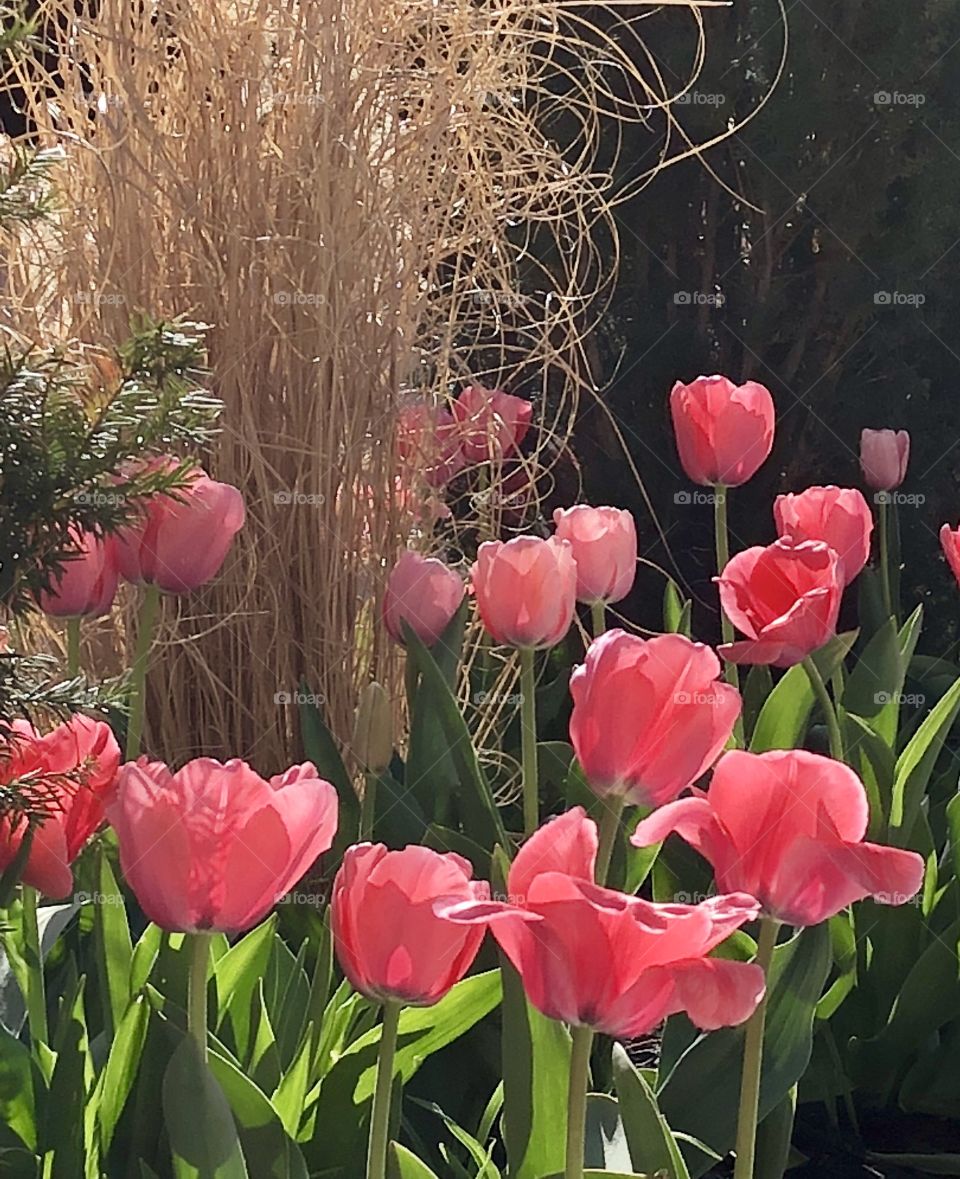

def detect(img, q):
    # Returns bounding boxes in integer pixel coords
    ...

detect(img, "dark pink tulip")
[569,630,740,806]
[717,538,843,667]
[670,375,775,487]
[552,506,637,604]
[332,844,493,1005]
[448,809,765,1038]
[383,550,465,645]
[37,527,120,618]
[860,429,909,492]
[106,758,338,932]
[941,524,960,588]
[116,461,245,594]
[396,401,466,489]
[472,536,577,649]
[774,485,873,586]
[632,749,925,927]
[452,385,532,463]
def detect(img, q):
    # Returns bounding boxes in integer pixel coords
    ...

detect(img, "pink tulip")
[447,809,765,1038]
[396,401,466,488]
[860,429,909,492]
[717,538,843,667]
[632,749,925,927]
[37,527,120,618]
[941,524,960,588]
[0,715,121,898]
[471,536,576,649]
[569,630,740,806]
[552,506,637,604]
[383,551,465,646]
[116,461,245,594]
[106,758,338,932]
[670,375,775,487]
[774,485,873,586]
[452,385,532,463]
[332,844,493,1005]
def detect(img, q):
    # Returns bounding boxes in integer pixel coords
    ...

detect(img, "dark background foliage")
[574,0,960,650]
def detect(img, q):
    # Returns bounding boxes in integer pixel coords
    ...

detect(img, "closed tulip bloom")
[860,429,909,492]
[106,758,338,932]
[37,527,120,618]
[552,506,637,604]
[117,461,245,594]
[448,809,765,1038]
[396,401,466,489]
[774,485,873,586]
[472,536,576,648]
[717,538,843,667]
[670,375,775,487]
[0,715,121,898]
[941,524,960,588]
[569,630,740,806]
[332,844,493,1005]
[452,384,533,463]
[632,750,925,927]
[383,550,465,646]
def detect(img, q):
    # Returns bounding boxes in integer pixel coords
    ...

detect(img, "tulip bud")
[860,428,909,491]
[353,682,394,773]
[670,375,775,487]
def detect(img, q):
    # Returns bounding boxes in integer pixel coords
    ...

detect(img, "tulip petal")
[665,958,767,1030]
[509,807,597,902]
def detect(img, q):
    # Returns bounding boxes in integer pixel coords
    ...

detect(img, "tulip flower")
[860,428,909,491]
[670,375,775,487]
[0,715,120,898]
[37,527,120,620]
[383,550,465,646]
[452,384,532,463]
[717,538,843,668]
[396,401,466,489]
[116,461,245,594]
[774,485,873,586]
[632,748,924,927]
[941,523,960,588]
[106,757,338,933]
[569,629,740,808]
[552,506,637,623]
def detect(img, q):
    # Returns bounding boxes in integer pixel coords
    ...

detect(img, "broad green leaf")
[130,923,163,993]
[214,916,277,1059]
[750,633,856,752]
[663,581,691,636]
[889,675,960,842]
[163,1035,248,1179]
[754,1086,796,1179]
[41,975,93,1177]
[742,665,773,744]
[873,605,924,745]
[263,938,310,1068]
[584,1094,632,1171]
[843,617,901,718]
[612,1043,690,1179]
[271,1023,313,1137]
[390,1144,441,1178]
[299,683,359,860]
[92,993,149,1154]
[0,1024,35,1150]
[94,853,133,1036]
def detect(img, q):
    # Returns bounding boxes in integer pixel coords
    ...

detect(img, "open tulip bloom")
[670,374,775,488]
[774,485,873,587]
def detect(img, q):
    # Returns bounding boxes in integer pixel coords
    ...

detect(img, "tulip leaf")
[741,665,773,744]
[612,1043,690,1179]
[214,916,278,1061]
[389,1144,441,1178]
[402,624,508,851]
[92,993,150,1155]
[657,924,831,1177]
[872,604,924,745]
[889,674,960,843]
[40,974,94,1176]
[163,1035,248,1178]
[298,683,359,860]
[843,617,901,718]
[0,1024,35,1152]
[663,580,692,636]
[753,1086,797,1179]
[94,852,133,1037]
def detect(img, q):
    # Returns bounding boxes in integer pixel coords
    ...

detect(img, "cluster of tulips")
[6,372,947,1179]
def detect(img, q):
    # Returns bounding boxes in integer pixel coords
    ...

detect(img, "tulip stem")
[802,656,844,762]
[595,794,625,886]
[360,770,378,841]
[564,1023,594,1179]
[188,931,211,1064]
[66,617,81,677]
[21,883,48,1046]
[126,584,160,760]
[519,648,539,837]
[713,486,744,746]
[367,1000,401,1179]
[404,655,419,719]
[590,602,606,638]
[878,497,893,620]
[734,917,780,1179]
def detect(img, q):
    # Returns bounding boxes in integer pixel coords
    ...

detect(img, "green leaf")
[742,665,773,744]
[0,1025,35,1151]
[41,975,93,1177]
[214,916,277,1060]
[94,853,133,1036]
[92,993,149,1155]
[271,1023,313,1137]
[584,1094,633,1171]
[750,633,856,752]
[663,581,691,636]
[130,923,163,993]
[612,1043,690,1179]
[390,1144,441,1178]
[299,683,359,860]
[163,1035,248,1178]
[754,1086,796,1179]
[873,605,924,745]
[843,617,901,718]
[889,674,960,842]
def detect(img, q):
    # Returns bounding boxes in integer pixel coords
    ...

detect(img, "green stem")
[878,496,893,620]
[595,794,625,886]
[564,1024,595,1179]
[367,1000,401,1179]
[188,931,211,1064]
[360,770,377,841]
[713,486,744,746]
[66,617,81,677]
[404,654,418,719]
[519,647,539,837]
[590,601,606,639]
[125,584,160,760]
[733,917,780,1179]
[803,655,844,762]
[21,883,48,1045]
